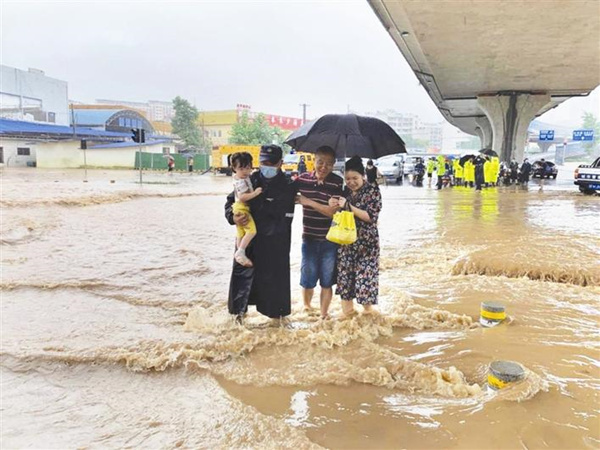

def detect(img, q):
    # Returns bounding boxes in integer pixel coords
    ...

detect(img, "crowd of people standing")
[225,145,382,325]
[419,154,535,190]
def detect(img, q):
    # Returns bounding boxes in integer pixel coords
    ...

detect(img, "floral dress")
[336,182,382,305]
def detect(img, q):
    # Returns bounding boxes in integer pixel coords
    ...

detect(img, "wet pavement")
[1,165,599,449]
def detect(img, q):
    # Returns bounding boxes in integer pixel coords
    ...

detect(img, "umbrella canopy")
[459,154,476,167]
[479,148,498,157]
[284,114,406,159]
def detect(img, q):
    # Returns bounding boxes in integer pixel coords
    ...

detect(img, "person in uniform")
[474,155,486,190]
[225,145,296,324]
[426,158,435,187]
[435,155,446,190]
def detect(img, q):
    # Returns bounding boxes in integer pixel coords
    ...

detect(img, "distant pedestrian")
[509,160,519,184]
[297,155,307,175]
[365,159,382,187]
[188,157,194,173]
[436,155,446,190]
[167,156,175,173]
[426,158,435,187]
[520,158,532,184]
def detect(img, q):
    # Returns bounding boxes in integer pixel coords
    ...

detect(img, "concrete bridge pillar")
[475,116,493,149]
[538,141,553,154]
[477,93,551,162]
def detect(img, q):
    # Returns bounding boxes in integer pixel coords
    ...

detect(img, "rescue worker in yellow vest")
[483,156,493,187]
[436,155,446,190]
[426,158,436,187]
[464,158,475,188]
[454,159,463,186]
[491,156,500,186]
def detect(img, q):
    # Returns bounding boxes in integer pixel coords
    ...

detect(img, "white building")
[365,109,420,138]
[413,121,445,149]
[0,118,174,168]
[365,109,446,149]
[0,65,70,125]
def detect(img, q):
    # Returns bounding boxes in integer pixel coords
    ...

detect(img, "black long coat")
[225,171,296,318]
[474,156,486,187]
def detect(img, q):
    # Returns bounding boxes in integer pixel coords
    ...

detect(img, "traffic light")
[132,128,140,143]
[131,128,146,143]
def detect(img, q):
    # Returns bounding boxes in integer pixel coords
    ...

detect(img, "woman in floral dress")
[329,156,382,316]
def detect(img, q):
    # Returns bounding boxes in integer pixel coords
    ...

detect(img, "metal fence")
[134,153,210,171]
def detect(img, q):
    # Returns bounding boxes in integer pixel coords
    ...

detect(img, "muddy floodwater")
[1,167,599,449]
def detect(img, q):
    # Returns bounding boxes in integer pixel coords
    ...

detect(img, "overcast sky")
[2,0,598,126]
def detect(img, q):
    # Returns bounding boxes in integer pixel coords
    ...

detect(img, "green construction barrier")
[135,153,210,171]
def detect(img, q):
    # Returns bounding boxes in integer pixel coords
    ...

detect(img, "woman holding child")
[329,156,382,316]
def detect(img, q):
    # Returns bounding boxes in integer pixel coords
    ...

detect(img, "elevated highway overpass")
[368,0,600,162]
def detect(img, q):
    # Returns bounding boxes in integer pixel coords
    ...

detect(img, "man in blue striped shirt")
[294,146,344,319]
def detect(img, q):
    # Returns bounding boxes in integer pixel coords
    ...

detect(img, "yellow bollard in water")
[487,361,525,390]
[480,301,506,327]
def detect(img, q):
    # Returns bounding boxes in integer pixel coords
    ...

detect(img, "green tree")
[581,112,600,155]
[171,96,211,153]
[403,135,430,150]
[229,111,288,148]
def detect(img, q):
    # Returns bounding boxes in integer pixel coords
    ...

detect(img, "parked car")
[574,157,600,195]
[532,160,558,179]
[376,156,404,184]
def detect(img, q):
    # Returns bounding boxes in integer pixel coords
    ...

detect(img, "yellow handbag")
[326,209,357,245]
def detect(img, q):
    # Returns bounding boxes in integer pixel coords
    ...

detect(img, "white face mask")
[260,165,278,179]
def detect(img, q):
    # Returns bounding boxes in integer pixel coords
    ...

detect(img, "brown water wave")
[1,359,323,449]
[0,280,210,310]
[452,240,600,287]
[0,298,505,399]
[0,191,226,208]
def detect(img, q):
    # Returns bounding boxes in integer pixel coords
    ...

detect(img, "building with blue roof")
[0,118,174,168]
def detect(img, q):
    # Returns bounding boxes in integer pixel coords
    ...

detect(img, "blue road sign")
[539,130,555,141]
[573,130,594,141]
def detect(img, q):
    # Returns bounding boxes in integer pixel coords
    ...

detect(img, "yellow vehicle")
[282,152,315,176]
[211,145,260,175]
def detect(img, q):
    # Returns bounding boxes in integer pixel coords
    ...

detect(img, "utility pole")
[70,103,76,139]
[300,103,310,123]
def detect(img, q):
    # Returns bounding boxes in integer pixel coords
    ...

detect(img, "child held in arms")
[230,152,262,267]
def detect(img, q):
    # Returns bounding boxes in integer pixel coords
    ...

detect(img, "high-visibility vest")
[491,157,500,180]
[426,160,435,174]
[464,161,474,182]
[437,156,446,176]
[484,160,493,183]
[454,160,463,178]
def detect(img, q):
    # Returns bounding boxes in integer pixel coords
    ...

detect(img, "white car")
[574,157,600,195]
[376,156,404,184]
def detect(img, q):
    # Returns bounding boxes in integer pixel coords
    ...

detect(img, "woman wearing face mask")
[329,156,382,316]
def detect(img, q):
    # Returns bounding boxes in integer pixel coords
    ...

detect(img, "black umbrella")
[459,154,476,167]
[284,114,406,159]
[479,148,498,157]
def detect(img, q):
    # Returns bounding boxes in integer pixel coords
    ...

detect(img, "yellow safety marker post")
[488,361,525,390]
[480,301,506,327]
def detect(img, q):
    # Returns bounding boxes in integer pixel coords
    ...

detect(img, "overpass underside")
[368,0,600,162]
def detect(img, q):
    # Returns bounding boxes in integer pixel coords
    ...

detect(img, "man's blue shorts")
[300,238,338,289]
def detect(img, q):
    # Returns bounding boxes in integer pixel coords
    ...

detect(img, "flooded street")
[2,167,599,449]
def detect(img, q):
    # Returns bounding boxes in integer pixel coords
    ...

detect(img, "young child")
[230,152,262,267]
